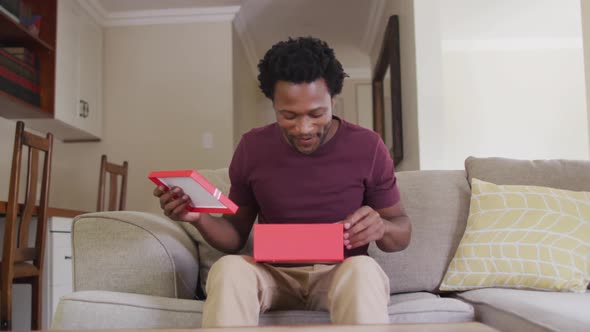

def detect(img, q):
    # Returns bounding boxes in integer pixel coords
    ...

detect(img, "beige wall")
[370,0,420,171]
[0,21,235,214]
[0,119,20,203]
[339,78,370,126]
[232,25,268,147]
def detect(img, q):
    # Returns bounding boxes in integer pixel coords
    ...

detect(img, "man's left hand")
[340,206,385,250]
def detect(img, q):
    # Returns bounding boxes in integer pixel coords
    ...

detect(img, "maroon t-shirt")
[228,117,400,257]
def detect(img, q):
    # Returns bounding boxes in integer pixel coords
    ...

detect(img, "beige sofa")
[52,157,590,332]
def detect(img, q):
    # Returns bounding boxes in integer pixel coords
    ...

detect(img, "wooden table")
[36,323,499,332]
[0,200,87,218]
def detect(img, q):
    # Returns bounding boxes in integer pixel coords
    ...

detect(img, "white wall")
[371,0,589,171]
[408,0,590,170]
[435,0,589,169]
[581,0,590,153]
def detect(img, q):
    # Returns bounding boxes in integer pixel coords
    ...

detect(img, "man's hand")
[341,205,385,250]
[153,186,201,223]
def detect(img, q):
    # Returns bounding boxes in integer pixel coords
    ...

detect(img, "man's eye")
[283,114,296,120]
[310,112,323,118]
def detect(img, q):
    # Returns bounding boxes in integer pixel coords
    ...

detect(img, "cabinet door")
[76,11,103,138]
[54,0,81,126]
[47,217,74,329]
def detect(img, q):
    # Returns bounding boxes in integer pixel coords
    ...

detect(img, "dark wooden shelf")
[0,9,54,53]
[0,89,50,118]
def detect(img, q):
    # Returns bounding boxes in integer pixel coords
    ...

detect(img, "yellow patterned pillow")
[440,178,590,293]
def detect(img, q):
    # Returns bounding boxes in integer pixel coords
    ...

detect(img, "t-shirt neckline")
[276,116,345,156]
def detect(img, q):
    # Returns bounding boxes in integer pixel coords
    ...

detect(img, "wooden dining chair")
[97,155,128,211]
[1,121,53,331]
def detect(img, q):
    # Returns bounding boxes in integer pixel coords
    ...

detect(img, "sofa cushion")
[52,291,202,329]
[457,288,590,332]
[369,170,471,293]
[441,179,590,293]
[51,291,473,329]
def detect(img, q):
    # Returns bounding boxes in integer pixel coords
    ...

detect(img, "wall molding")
[78,0,239,27]
[361,0,387,58]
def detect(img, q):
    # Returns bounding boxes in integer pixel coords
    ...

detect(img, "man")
[154,37,411,327]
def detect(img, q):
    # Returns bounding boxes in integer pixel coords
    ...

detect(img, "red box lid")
[148,169,238,214]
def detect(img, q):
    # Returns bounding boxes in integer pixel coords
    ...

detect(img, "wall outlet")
[202,132,213,149]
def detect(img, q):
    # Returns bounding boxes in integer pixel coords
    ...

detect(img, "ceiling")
[91,0,386,77]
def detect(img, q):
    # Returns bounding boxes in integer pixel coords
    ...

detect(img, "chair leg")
[0,279,12,331]
[31,277,42,330]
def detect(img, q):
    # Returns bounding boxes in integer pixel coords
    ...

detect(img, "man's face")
[273,78,335,155]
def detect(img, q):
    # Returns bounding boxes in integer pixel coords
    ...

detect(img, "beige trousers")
[202,255,390,327]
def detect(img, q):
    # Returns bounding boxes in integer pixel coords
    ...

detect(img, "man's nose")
[296,118,313,135]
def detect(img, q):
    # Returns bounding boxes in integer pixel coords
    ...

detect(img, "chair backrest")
[97,155,128,211]
[3,121,53,274]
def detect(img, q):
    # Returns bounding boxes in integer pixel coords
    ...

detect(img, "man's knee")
[332,256,389,294]
[340,255,384,276]
[207,255,256,283]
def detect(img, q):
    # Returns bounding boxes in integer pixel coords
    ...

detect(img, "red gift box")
[254,223,344,263]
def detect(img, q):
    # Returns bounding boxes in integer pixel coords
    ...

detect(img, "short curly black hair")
[257,37,347,100]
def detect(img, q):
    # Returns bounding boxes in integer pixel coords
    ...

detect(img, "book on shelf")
[0,46,41,107]
[1,47,38,68]
[0,48,39,82]
[0,74,41,106]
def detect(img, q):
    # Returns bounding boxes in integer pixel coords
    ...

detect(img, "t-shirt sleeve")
[364,138,401,210]
[228,137,258,208]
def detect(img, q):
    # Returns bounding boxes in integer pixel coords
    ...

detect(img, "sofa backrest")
[369,170,471,294]
[184,168,472,295]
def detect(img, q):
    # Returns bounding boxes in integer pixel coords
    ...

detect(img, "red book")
[253,223,344,263]
[148,169,238,214]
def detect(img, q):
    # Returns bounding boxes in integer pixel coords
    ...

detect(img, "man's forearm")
[191,214,245,254]
[376,216,412,252]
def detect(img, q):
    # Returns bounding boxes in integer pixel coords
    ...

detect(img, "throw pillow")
[440,178,590,293]
[464,156,590,290]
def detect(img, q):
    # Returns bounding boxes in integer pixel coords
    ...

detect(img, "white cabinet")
[75,14,103,138]
[45,217,74,329]
[53,0,80,130]
[24,0,103,141]
[55,0,103,140]
[0,216,73,330]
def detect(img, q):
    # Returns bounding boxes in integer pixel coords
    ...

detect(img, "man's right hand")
[153,186,202,223]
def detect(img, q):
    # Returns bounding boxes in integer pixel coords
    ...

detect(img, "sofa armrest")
[72,211,199,299]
